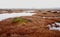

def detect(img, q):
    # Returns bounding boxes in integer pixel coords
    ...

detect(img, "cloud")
[0,0,60,9]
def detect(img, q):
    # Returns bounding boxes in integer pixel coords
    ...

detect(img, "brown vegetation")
[0,9,60,37]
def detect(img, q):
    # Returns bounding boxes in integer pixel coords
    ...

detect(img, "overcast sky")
[0,0,60,9]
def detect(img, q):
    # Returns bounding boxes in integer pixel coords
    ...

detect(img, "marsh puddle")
[48,22,60,31]
[0,11,36,21]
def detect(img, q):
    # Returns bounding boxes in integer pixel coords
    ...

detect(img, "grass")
[43,13,47,14]
[56,21,60,23]
[12,17,29,24]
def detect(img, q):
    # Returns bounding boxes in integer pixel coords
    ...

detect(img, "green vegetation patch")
[12,17,29,23]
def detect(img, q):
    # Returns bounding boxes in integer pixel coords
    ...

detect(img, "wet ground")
[0,9,60,37]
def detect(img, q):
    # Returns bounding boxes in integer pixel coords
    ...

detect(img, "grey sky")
[0,0,60,9]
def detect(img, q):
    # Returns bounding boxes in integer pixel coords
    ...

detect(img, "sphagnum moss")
[12,17,29,24]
